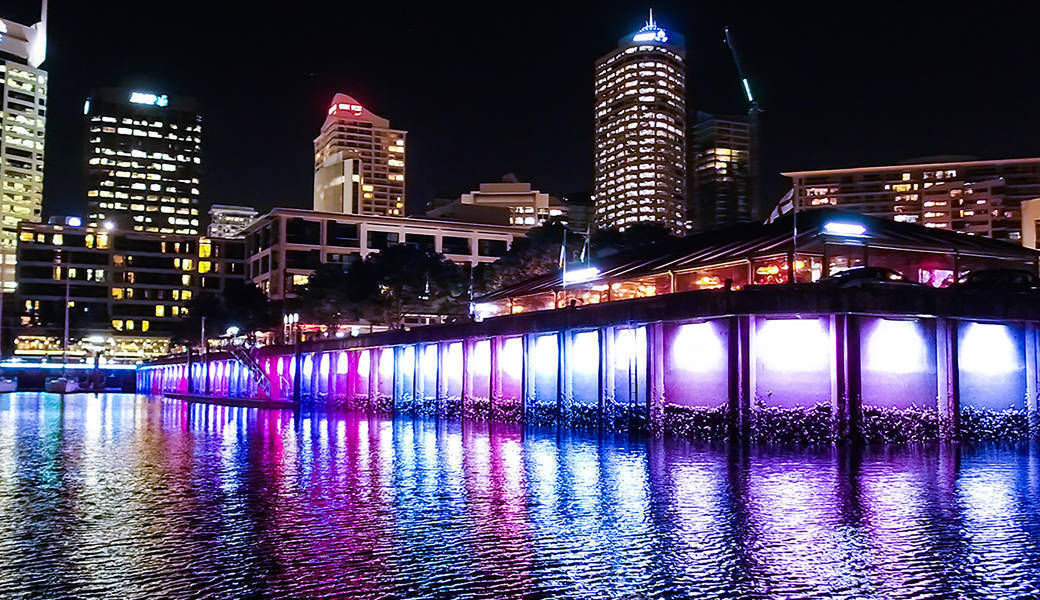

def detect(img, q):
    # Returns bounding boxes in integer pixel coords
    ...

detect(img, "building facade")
[14,221,242,361]
[313,93,406,216]
[244,208,526,300]
[452,180,566,227]
[593,12,686,234]
[689,113,752,231]
[84,88,203,235]
[783,158,1040,242]
[0,6,47,292]
[207,204,257,238]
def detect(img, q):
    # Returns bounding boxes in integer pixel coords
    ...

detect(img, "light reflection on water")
[0,393,1038,599]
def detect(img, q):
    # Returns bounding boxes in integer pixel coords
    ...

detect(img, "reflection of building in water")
[474,208,1038,317]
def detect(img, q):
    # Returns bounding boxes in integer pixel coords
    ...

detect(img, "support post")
[738,315,755,437]
[461,338,473,417]
[936,318,960,440]
[647,321,666,434]
[368,349,378,411]
[521,334,534,421]
[1026,324,1039,437]
[490,337,501,418]
[727,316,740,439]
[436,342,447,416]
[600,326,615,430]
[559,330,573,424]
[829,314,861,443]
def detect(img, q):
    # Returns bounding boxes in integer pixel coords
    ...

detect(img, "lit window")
[155,305,165,317]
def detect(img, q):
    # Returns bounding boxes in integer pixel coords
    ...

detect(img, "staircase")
[227,344,277,399]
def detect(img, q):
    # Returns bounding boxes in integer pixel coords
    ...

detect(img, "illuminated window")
[155,305,165,317]
[126,320,135,331]
[112,320,124,331]
[198,261,211,273]
[141,321,149,332]
[52,234,63,245]
[182,275,191,286]
[181,290,192,301]
[19,231,33,242]
[199,239,211,258]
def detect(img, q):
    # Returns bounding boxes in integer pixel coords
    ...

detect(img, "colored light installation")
[866,319,927,374]
[671,322,724,373]
[961,323,1019,374]
[756,318,830,372]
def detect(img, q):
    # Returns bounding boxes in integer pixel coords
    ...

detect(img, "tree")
[297,263,352,330]
[176,281,277,345]
[474,219,584,294]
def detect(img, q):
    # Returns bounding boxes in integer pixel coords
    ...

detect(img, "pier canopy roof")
[475,208,1040,315]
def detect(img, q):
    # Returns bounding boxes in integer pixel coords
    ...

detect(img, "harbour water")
[0,393,1038,599]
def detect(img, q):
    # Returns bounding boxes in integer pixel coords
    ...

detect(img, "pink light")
[756,318,830,372]
[961,323,1020,374]
[472,340,491,375]
[866,319,927,373]
[379,348,394,378]
[358,351,370,377]
[337,351,349,374]
[501,337,522,378]
[671,322,724,372]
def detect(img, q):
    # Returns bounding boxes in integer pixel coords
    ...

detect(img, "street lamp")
[225,325,241,337]
[284,312,301,402]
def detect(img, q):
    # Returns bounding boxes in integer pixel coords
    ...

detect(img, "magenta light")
[671,322,724,372]
[358,351,370,377]
[866,319,927,373]
[757,318,830,372]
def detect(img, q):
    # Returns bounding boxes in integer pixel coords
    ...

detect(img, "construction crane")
[723,26,762,219]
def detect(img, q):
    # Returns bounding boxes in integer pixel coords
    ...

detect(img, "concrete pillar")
[490,337,502,417]
[521,334,534,421]
[737,316,755,436]
[461,338,474,416]
[1026,324,1039,437]
[830,314,862,443]
[600,326,616,430]
[436,342,447,416]
[727,317,741,438]
[936,318,960,440]
[559,330,574,424]
[647,321,666,434]
[368,349,378,411]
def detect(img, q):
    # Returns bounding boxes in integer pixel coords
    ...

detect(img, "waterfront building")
[474,208,1037,316]
[198,235,246,295]
[207,204,257,238]
[780,157,1040,243]
[243,208,526,300]
[313,93,406,216]
[689,112,752,231]
[14,221,212,361]
[84,88,203,235]
[1021,197,1040,250]
[0,5,47,292]
[594,11,687,234]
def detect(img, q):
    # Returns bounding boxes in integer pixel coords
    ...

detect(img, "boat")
[0,377,15,392]
[45,377,80,394]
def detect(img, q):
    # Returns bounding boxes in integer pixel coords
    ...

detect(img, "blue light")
[129,91,169,107]
[823,221,867,237]
[633,27,668,43]
[742,78,754,103]
[67,217,82,227]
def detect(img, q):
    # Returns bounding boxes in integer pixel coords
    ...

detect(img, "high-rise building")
[207,204,257,238]
[780,157,1040,242]
[84,88,203,235]
[689,113,752,231]
[313,93,406,216]
[0,4,47,292]
[593,11,686,234]
[449,177,567,227]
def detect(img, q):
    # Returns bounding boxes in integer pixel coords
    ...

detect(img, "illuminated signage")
[632,27,668,43]
[129,91,169,107]
[329,102,363,117]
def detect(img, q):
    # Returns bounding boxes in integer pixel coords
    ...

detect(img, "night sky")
[8,1,1040,221]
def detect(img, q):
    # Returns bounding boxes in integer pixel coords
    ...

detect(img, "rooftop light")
[563,266,600,285]
[822,221,866,237]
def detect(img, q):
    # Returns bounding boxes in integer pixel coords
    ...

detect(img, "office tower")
[781,157,1040,242]
[84,88,202,235]
[207,204,257,238]
[0,4,47,292]
[594,11,686,234]
[449,177,566,227]
[313,93,406,216]
[689,113,753,231]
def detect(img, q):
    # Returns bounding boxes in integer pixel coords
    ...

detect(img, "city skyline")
[8,1,1040,223]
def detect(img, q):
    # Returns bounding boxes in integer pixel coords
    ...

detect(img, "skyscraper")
[314,93,406,216]
[0,3,47,292]
[84,88,202,235]
[689,112,753,231]
[594,11,686,234]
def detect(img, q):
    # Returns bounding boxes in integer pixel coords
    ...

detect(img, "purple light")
[358,351,370,377]
[379,348,394,378]
[961,323,1020,374]
[501,337,522,378]
[337,351,349,374]
[671,322,724,373]
[472,340,491,375]
[866,319,927,373]
[534,335,558,376]
[445,342,463,373]
[757,318,830,372]
[319,353,330,377]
